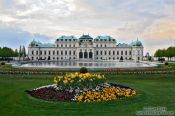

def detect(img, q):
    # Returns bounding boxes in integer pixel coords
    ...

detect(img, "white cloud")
[0,0,175,55]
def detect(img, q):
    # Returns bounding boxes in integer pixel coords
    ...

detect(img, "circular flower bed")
[27,72,136,102]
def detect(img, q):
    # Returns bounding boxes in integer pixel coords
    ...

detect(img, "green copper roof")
[30,40,54,47]
[95,36,114,40]
[131,39,142,46]
[79,35,93,40]
[117,43,131,47]
[57,36,77,40]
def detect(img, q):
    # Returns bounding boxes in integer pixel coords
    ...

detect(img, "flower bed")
[27,72,137,102]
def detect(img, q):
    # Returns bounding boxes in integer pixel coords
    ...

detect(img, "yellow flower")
[54,79,57,83]
[63,80,68,84]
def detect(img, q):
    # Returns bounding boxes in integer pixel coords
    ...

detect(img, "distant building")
[28,35,143,61]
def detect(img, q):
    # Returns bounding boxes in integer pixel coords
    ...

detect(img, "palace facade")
[28,35,143,61]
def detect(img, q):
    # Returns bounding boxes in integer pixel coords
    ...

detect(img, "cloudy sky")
[0,0,175,55]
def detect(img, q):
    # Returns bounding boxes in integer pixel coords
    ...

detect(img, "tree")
[0,47,2,57]
[22,46,26,57]
[154,49,161,57]
[19,46,22,57]
[14,49,19,57]
[154,46,175,61]
[167,47,175,61]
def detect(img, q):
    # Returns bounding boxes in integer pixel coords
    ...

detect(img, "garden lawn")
[0,74,175,116]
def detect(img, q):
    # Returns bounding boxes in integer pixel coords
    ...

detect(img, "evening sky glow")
[0,0,175,55]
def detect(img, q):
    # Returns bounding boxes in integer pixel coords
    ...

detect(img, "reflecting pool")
[14,61,158,69]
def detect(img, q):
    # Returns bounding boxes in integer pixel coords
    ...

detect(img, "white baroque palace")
[28,35,143,61]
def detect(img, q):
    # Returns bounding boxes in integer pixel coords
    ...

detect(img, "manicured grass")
[0,74,175,116]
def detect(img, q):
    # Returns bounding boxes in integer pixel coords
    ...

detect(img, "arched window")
[89,52,93,59]
[121,51,123,55]
[84,52,88,58]
[125,51,127,55]
[69,51,71,55]
[79,52,83,58]
[109,51,111,55]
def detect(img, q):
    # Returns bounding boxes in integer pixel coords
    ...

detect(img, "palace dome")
[79,34,93,40]
[131,39,142,46]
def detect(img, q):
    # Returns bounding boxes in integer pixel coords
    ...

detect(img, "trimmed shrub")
[0,62,5,65]
[165,62,169,65]
[80,67,88,74]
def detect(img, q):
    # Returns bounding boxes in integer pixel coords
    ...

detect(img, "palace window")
[61,51,63,55]
[117,51,119,55]
[109,51,111,55]
[40,51,42,55]
[101,51,103,55]
[36,51,38,55]
[69,51,71,55]
[74,51,76,55]
[44,51,46,55]
[129,51,131,55]
[65,51,67,55]
[49,51,50,55]
[96,51,98,55]
[32,51,34,55]
[61,44,63,47]
[57,51,59,55]
[121,51,123,55]
[53,51,55,55]
[125,51,127,55]
[105,51,106,55]
[113,51,115,55]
